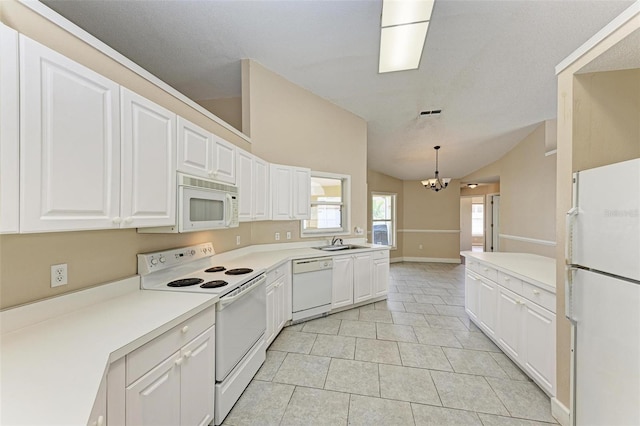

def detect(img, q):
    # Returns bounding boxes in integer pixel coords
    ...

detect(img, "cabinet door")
[464,271,479,321]
[126,351,181,426]
[496,286,523,361]
[478,277,498,337]
[177,117,213,178]
[353,253,374,304]
[522,301,556,395]
[0,24,19,234]
[236,149,253,221]
[373,257,389,297]
[211,134,235,184]
[291,166,310,219]
[332,255,354,308]
[270,164,293,220]
[180,327,215,426]
[253,157,270,221]
[20,35,121,232]
[120,88,176,228]
[265,283,277,346]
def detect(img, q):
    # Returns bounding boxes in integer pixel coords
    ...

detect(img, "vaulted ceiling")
[43,0,634,180]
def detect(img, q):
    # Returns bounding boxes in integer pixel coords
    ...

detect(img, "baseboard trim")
[398,257,461,264]
[551,397,571,426]
[389,258,403,264]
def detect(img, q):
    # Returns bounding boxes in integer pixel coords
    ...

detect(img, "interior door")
[491,195,500,252]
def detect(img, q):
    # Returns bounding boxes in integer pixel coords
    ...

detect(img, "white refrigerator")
[566,157,640,426]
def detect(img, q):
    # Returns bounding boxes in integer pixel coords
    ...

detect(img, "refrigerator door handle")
[565,207,578,266]
[565,266,578,324]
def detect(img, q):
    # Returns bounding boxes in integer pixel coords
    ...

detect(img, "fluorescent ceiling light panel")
[381,0,435,27]
[379,21,429,73]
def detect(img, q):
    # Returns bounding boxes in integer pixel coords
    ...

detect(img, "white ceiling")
[42,0,634,180]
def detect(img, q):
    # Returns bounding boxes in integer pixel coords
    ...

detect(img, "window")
[372,193,396,248]
[302,172,350,236]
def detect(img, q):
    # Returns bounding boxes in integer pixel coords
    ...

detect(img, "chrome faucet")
[331,236,343,246]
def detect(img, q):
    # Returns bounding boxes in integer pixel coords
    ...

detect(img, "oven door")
[179,186,231,232]
[215,274,266,382]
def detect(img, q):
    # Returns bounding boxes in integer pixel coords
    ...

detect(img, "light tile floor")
[223,262,558,426]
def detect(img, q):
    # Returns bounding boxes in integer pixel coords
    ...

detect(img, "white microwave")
[140,173,238,233]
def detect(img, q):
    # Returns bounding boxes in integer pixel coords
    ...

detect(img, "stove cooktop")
[138,243,265,295]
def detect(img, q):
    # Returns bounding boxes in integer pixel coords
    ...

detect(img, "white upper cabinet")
[211,134,236,184]
[0,24,19,234]
[291,167,311,219]
[120,88,176,228]
[236,149,253,221]
[177,117,236,184]
[20,35,121,232]
[270,164,310,221]
[236,148,270,222]
[177,117,213,178]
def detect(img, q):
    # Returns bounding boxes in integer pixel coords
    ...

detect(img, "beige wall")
[460,197,473,251]
[0,3,367,308]
[367,170,404,260]
[243,60,368,244]
[402,180,462,261]
[197,97,242,133]
[555,13,640,410]
[463,124,557,258]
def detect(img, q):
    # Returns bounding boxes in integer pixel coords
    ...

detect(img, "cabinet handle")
[112,216,122,224]
[184,350,192,359]
[175,357,184,366]
[533,289,540,295]
[124,216,133,224]
[516,300,524,305]
[182,325,189,333]
[504,277,510,281]
[97,415,104,426]
[483,268,489,272]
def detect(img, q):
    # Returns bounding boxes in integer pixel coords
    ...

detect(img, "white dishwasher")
[292,257,333,322]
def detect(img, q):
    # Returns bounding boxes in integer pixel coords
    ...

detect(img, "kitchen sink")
[313,244,368,251]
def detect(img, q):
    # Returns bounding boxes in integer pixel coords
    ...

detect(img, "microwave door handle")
[225,193,233,227]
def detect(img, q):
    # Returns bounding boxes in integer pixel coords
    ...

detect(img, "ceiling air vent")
[420,109,442,116]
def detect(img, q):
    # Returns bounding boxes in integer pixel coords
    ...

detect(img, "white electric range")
[138,242,267,425]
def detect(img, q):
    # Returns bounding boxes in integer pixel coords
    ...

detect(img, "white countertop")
[0,241,390,425]
[461,251,556,292]
[0,277,217,426]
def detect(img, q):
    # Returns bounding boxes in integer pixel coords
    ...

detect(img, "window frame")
[301,171,351,238]
[371,192,397,249]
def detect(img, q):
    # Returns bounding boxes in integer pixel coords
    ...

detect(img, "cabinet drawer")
[476,263,498,282]
[497,271,523,294]
[126,305,215,385]
[267,263,288,285]
[373,250,389,260]
[522,282,555,313]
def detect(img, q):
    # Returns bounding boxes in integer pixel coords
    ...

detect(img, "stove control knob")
[159,256,166,264]
[150,258,158,266]
[190,250,196,256]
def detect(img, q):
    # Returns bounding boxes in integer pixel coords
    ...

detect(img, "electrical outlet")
[275,232,280,241]
[236,235,241,245]
[286,231,291,240]
[51,263,68,287]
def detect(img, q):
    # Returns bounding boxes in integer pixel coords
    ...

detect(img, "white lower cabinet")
[353,253,374,304]
[126,326,215,426]
[265,264,290,347]
[332,250,388,309]
[477,276,498,338]
[373,250,389,297]
[331,255,354,309]
[464,259,556,396]
[522,300,556,393]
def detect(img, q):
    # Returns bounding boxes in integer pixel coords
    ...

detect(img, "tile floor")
[223,262,558,426]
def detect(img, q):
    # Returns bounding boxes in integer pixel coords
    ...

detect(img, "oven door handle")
[218,275,266,310]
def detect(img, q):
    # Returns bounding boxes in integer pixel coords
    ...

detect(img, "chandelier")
[421,146,451,192]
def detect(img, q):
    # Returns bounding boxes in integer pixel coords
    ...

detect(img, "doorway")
[460,196,485,252]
